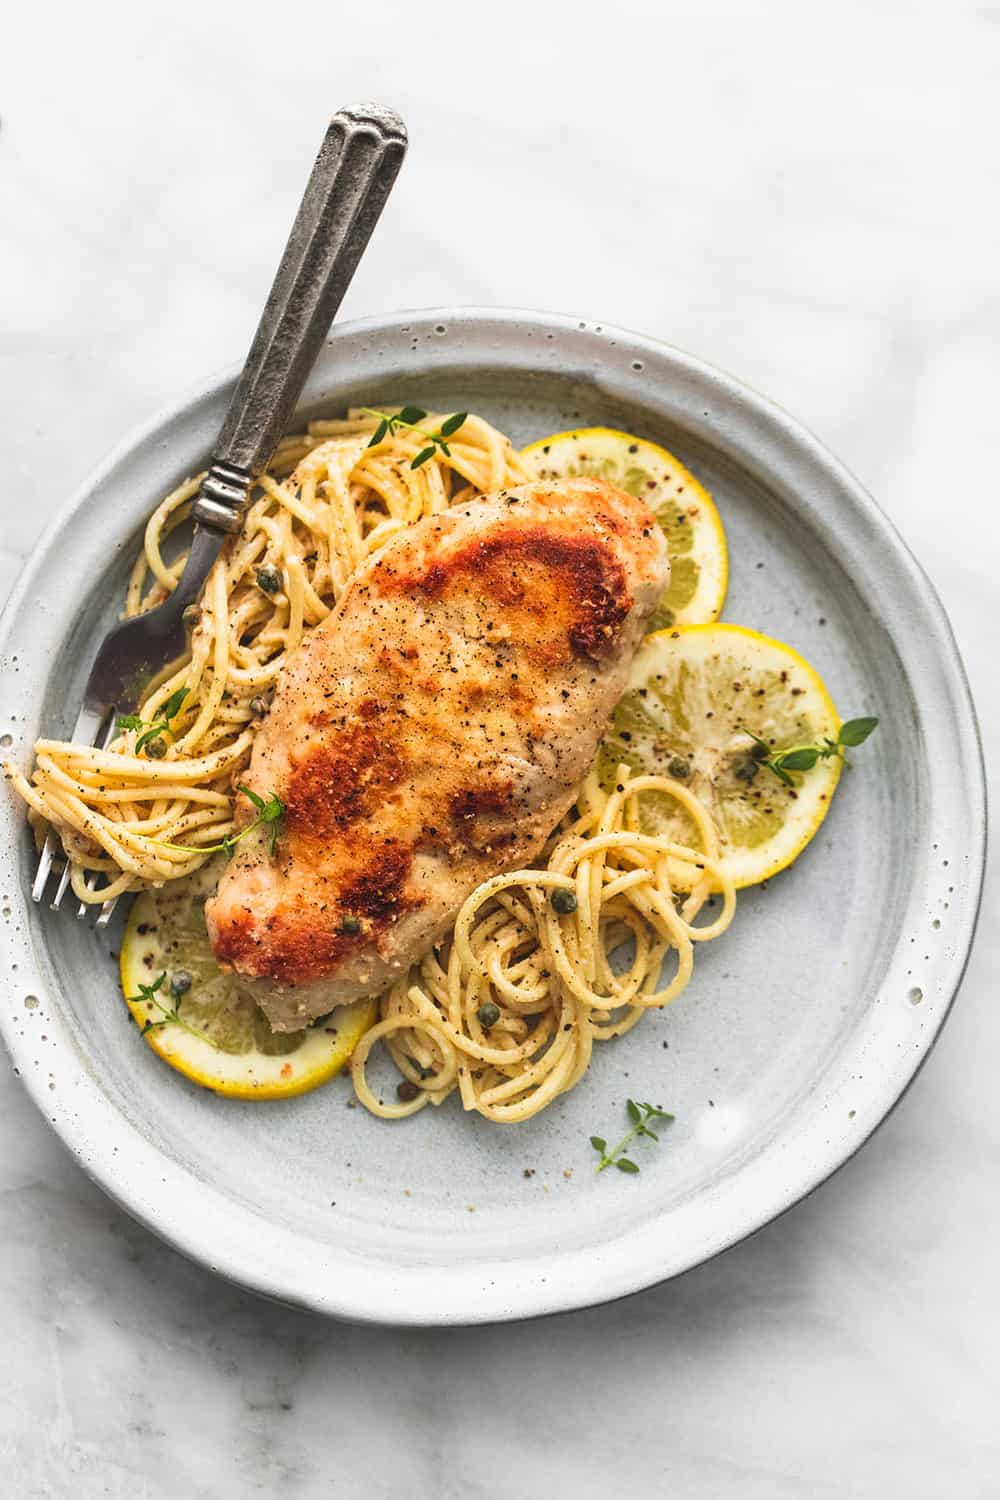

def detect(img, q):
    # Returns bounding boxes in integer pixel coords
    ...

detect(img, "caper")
[396,1080,420,1103]
[145,737,167,760]
[169,969,192,998]
[477,1001,501,1028]
[339,915,361,935]
[731,755,759,784]
[667,756,690,780]
[255,562,282,594]
[550,888,578,915]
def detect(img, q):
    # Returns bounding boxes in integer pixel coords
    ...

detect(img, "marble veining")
[1,1,998,1495]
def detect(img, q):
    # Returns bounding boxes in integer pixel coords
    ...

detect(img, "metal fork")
[31,103,407,926]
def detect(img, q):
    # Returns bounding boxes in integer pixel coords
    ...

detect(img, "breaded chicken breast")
[206,477,669,1030]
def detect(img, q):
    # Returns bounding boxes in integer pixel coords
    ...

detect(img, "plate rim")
[0,305,986,1325]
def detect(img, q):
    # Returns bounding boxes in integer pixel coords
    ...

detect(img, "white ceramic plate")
[0,310,985,1325]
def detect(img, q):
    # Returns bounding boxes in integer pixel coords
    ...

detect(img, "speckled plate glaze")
[0,310,985,1325]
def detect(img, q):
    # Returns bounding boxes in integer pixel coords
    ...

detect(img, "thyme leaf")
[361,406,468,468]
[744,715,879,785]
[838,716,879,747]
[127,971,203,1041]
[591,1100,675,1174]
[117,687,189,754]
[145,788,286,860]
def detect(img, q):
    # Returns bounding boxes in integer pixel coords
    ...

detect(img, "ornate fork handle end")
[190,103,407,540]
[192,459,253,534]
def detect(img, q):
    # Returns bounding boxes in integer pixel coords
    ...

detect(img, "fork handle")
[192,104,407,533]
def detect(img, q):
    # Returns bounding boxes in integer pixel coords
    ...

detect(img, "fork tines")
[31,707,121,927]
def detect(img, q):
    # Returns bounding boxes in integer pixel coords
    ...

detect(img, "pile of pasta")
[8,407,736,1123]
[351,766,734,1123]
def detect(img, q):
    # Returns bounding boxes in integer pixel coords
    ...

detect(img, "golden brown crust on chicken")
[206,477,669,1029]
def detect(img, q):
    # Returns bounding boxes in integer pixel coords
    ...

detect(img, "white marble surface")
[2,1,998,1494]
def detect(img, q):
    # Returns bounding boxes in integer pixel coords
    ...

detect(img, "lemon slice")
[521,427,728,628]
[119,858,376,1099]
[597,624,843,888]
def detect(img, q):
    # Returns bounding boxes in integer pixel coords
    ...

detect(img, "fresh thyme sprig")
[127,971,202,1040]
[148,785,285,860]
[591,1099,675,1174]
[362,406,468,468]
[117,686,189,755]
[743,716,879,787]
[237,785,286,856]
